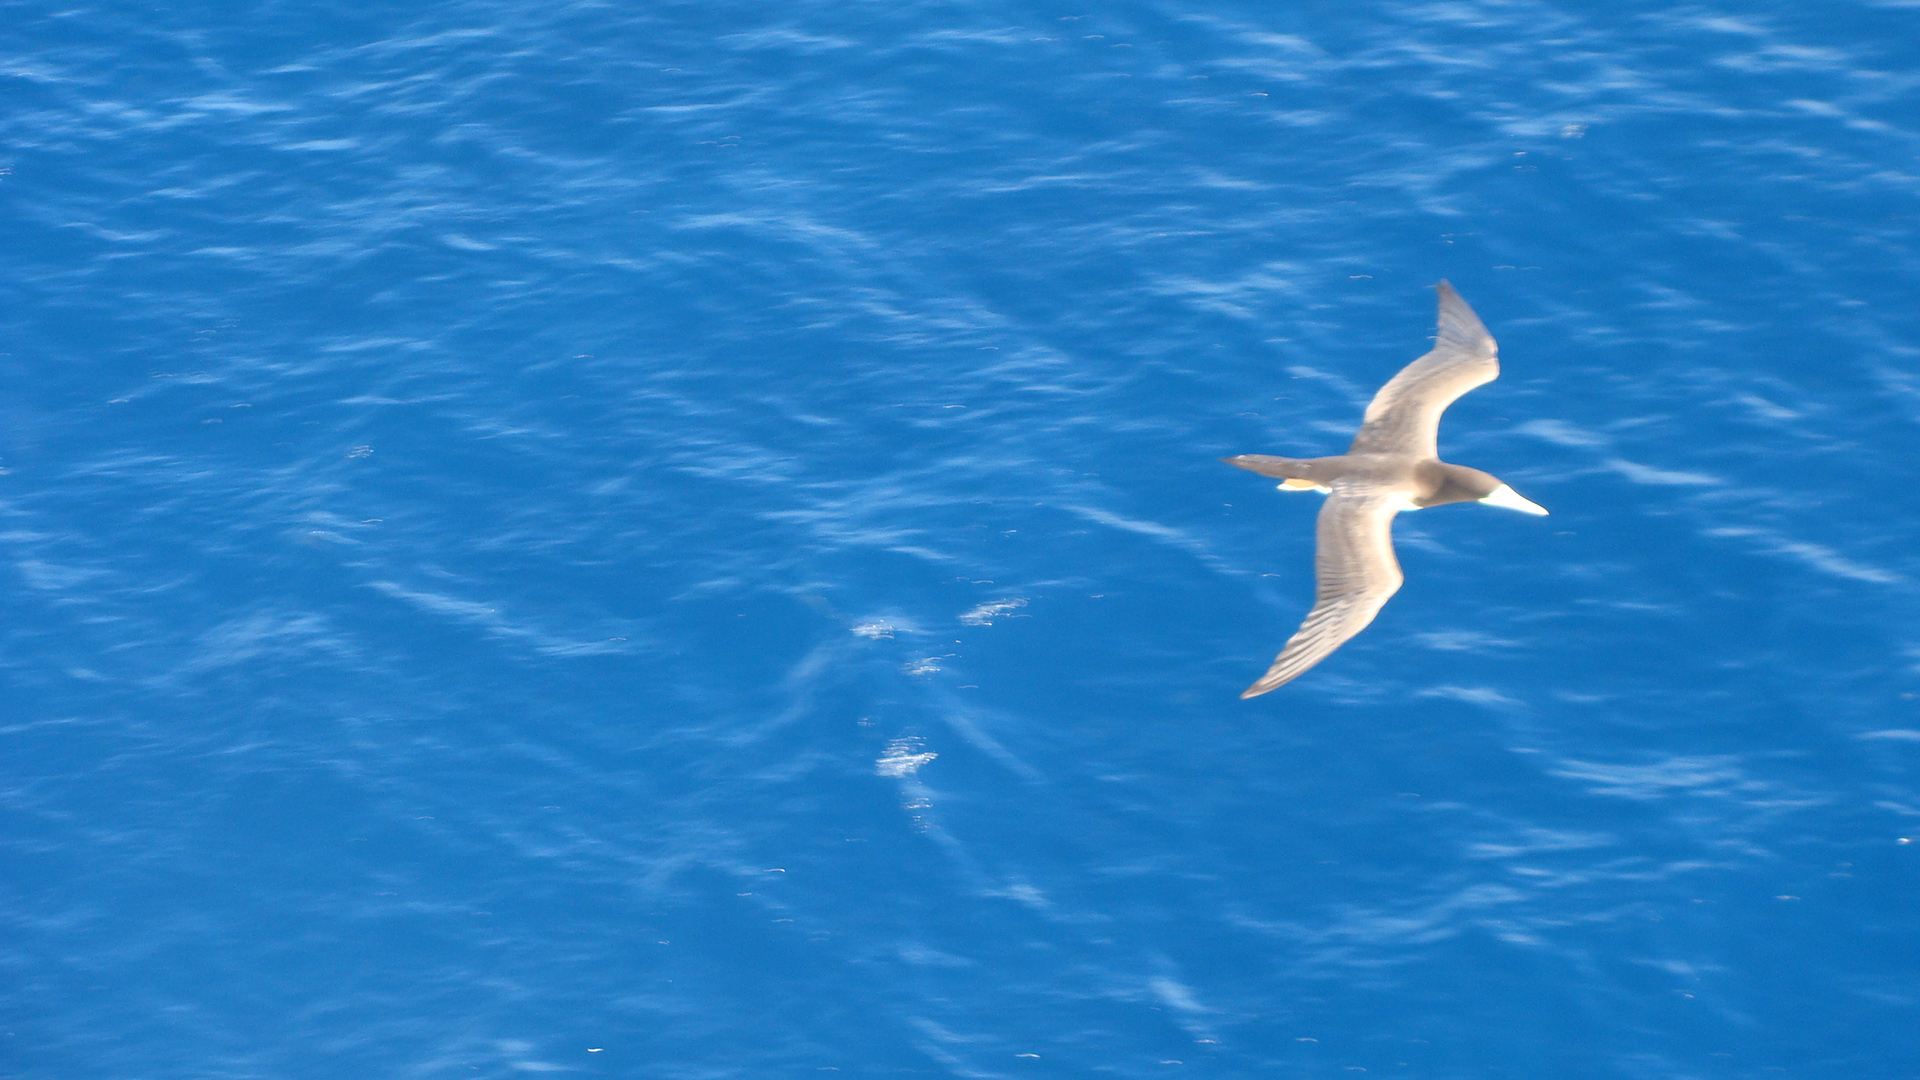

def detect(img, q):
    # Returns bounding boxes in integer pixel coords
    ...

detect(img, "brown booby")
[1226,281,1547,698]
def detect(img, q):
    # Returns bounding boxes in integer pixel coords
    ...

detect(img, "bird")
[1224,281,1547,698]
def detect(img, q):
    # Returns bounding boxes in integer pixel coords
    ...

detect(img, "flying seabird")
[1225,281,1547,698]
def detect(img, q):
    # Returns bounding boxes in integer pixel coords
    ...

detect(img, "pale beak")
[1479,484,1549,515]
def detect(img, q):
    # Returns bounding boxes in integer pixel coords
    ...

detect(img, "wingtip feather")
[1432,281,1494,357]
[1240,665,1301,699]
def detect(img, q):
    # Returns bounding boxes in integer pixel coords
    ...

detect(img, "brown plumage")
[1225,281,1547,698]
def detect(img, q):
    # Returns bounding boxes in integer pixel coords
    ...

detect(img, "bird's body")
[1226,282,1546,698]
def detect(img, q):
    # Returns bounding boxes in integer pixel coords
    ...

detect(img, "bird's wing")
[1241,490,1405,698]
[1347,281,1499,459]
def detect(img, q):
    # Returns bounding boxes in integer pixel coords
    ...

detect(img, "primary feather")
[1347,281,1498,459]
[1240,490,1406,698]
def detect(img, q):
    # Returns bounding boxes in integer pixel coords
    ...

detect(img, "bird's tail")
[1223,455,1328,482]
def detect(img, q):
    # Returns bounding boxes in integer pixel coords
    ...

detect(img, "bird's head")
[1418,463,1548,515]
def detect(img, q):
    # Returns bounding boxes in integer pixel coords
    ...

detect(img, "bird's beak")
[1479,484,1549,515]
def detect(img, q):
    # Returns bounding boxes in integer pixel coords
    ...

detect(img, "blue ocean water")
[6,0,1920,1076]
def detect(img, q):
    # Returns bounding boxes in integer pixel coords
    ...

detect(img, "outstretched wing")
[1241,491,1405,698]
[1347,281,1499,459]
